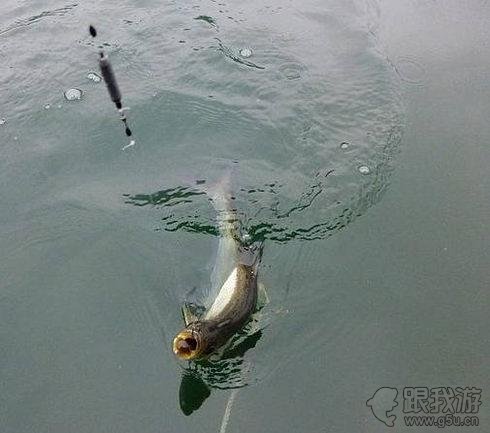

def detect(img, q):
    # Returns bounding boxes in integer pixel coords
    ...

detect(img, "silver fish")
[173,174,261,360]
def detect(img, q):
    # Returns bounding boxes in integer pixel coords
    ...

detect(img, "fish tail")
[206,168,233,213]
[251,240,264,273]
[204,168,239,240]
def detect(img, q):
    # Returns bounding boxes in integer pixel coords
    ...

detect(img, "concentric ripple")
[122,2,404,248]
[120,1,404,388]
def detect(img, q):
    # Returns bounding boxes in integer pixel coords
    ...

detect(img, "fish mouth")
[173,330,201,360]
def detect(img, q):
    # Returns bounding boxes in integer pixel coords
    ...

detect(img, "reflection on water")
[179,370,211,416]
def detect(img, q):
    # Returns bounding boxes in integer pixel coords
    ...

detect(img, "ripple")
[278,62,305,80]
[0,0,408,400]
[0,4,78,36]
[394,56,426,85]
[194,15,218,29]
[216,39,265,70]
[125,186,206,208]
[125,32,405,241]
[122,122,404,245]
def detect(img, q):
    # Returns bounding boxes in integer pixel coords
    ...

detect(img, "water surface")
[1,0,488,432]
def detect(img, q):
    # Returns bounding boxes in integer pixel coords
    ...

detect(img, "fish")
[172,172,263,360]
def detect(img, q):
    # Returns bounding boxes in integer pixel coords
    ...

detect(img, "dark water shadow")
[178,328,262,415]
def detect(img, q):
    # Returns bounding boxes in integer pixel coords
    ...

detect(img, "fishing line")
[88,25,134,143]
[218,360,252,433]
[219,388,239,433]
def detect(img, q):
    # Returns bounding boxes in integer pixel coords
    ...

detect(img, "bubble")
[340,141,349,149]
[358,165,371,175]
[44,104,51,110]
[0,118,6,125]
[86,72,102,83]
[64,88,83,101]
[239,48,252,58]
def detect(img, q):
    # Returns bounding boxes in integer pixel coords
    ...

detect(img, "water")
[1,1,489,432]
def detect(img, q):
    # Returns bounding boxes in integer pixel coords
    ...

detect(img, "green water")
[1,0,488,432]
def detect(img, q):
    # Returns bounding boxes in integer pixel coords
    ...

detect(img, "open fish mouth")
[173,330,202,360]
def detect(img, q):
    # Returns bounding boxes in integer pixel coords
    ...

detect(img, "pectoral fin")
[181,302,205,326]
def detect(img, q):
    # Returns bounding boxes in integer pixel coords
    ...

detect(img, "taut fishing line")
[89,25,135,146]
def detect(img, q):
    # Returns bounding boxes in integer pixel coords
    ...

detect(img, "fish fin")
[182,302,204,326]
[256,282,269,310]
